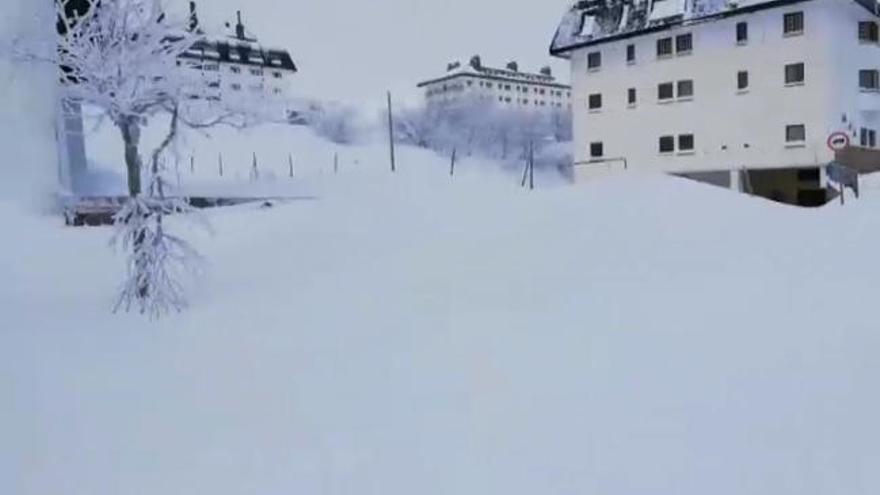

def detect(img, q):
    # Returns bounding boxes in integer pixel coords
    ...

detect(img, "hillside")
[3,147,880,493]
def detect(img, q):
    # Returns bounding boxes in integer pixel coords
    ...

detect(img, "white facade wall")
[0,0,60,204]
[424,75,571,112]
[567,0,860,179]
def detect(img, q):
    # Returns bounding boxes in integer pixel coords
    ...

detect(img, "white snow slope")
[2,144,880,494]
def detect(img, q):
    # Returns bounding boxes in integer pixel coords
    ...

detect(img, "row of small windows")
[429,81,570,98]
[589,64,806,110]
[588,134,694,158]
[587,12,804,71]
[589,126,805,159]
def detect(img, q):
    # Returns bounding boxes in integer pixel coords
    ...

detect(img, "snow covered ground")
[3,136,880,494]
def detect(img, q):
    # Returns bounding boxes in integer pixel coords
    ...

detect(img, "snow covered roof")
[549,0,866,56]
[417,56,570,89]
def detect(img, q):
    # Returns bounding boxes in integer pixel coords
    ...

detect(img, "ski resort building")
[551,0,880,206]
[178,3,298,119]
[417,56,572,112]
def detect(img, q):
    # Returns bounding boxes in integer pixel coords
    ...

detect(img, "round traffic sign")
[827,132,850,151]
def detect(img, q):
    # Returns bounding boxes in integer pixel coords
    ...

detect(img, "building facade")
[177,5,298,120]
[552,0,880,205]
[418,56,572,112]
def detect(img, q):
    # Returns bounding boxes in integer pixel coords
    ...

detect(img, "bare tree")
[37,0,259,316]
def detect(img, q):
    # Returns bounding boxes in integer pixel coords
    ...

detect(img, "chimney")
[506,61,519,72]
[447,61,461,72]
[469,55,482,69]
[188,2,199,32]
[236,10,246,40]
[540,66,552,76]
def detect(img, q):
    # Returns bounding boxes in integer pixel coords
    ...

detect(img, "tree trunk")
[119,118,142,197]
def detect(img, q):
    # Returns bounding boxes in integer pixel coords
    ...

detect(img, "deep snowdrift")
[2,159,880,494]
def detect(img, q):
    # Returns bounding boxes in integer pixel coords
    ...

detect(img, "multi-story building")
[551,0,880,206]
[417,56,572,112]
[177,4,298,120]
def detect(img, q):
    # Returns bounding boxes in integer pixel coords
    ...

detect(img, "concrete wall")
[0,0,59,205]
[568,0,847,177]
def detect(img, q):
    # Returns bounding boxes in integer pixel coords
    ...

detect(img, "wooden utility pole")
[529,141,535,191]
[450,147,457,177]
[288,153,295,178]
[387,91,396,173]
[333,152,339,174]
[218,153,224,177]
[190,155,195,174]
[251,152,259,181]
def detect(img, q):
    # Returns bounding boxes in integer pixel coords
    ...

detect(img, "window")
[786,124,806,143]
[230,83,242,91]
[659,135,675,153]
[272,71,283,79]
[737,70,749,90]
[486,82,493,89]
[784,12,804,35]
[250,68,263,76]
[230,66,241,74]
[677,79,694,99]
[627,88,637,106]
[626,44,636,63]
[860,69,879,90]
[590,142,604,158]
[860,128,877,147]
[676,33,693,54]
[736,22,748,43]
[657,37,673,57]
[678,134,695,152]
[658,82,674,101]
[859,21,879,42]
[588,93,603,110]
[587,51,602,70]
[784,63,805,85]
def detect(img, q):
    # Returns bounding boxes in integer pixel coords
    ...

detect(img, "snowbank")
[2,162,880,494]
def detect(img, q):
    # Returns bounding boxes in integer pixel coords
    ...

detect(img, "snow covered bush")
[310,103,362,145]
[394,97,573,174]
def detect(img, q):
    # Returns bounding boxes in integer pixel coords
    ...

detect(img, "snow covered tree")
[45,0,258,317]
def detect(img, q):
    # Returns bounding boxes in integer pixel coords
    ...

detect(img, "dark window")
[627,44,636,63]
[587,51,602,70]
[860,128,877,148]
[677,80,694,98]
[675,33,693,53]
[860,69,879,90]
[785,63,805,84]
[858,21,878,42]
[657,37,673,57]
[736,22,748,43]
[658,82,674,100]
[678,134,695,151]
[588,93,603,110]
[737,70,749,90]
[590,142,604,158]
[797,168,821,181]
[786,124,806,142]
[659,136,675,153]
[628,88,637,105]
[784,12,804,35]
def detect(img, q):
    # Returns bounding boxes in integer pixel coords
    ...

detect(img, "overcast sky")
[188,0,572,105]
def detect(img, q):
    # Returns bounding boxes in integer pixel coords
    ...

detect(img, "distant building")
[417,56,571,112]
[551,0,880,206]
[177,3,298,118]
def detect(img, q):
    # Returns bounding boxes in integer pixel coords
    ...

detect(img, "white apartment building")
[551,0,880,206]
[177,4,298,120]
[418,56,572,112]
